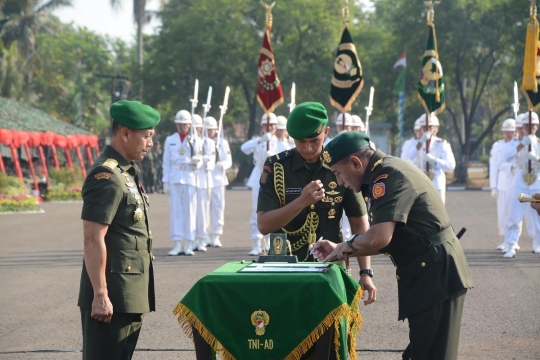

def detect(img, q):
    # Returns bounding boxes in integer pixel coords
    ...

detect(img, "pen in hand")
[309,236,324,256]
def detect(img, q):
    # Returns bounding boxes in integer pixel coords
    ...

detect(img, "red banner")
[256,28,284,114]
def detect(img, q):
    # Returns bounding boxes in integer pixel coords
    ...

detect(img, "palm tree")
[108,0,148,100]
[0,0,72,99]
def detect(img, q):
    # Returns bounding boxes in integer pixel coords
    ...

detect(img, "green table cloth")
[173,262,363,360]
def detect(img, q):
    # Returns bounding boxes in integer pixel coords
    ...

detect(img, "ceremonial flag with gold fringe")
[417,22,445,115]
[330,27,364,113]
[257,25,284,114]
[521,7,540,111]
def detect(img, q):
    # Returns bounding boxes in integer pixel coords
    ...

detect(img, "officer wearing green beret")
[312,132,474,360]
[78,100,160,359]
[257,102,377,303]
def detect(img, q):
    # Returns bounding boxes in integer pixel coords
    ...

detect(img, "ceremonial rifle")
[365,86,374,136]
[202,86,213,199]
[217,86,231,162]
[289,82,296,114]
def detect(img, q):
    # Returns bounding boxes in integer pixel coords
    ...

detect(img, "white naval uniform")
[195,137,216,245]
[162,133,201,245]
[489,139,515,236]
[503,137,540,251]
[275,136,294,153]
[241,135,279,241]
[210,138,232,240]
[407,136,456,203]
[400,137,417,163]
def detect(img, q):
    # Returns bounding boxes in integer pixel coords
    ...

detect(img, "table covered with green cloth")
[173,262,363,360]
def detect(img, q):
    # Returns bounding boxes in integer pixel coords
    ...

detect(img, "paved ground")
[0,190,539,359]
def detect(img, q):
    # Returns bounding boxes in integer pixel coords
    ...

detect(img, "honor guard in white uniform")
[352,114,377,150]
[489,119,516,248]
[193,114,216,252]
[207,117,232,248]
[335,113,354,239]
[502,112,540,258]
[407,114,456,204]
[163,110,202,256]
[400,116,424,163]
[241,113,278,255]
[275,115,294,152]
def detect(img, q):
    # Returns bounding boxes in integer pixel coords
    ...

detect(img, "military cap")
[109,100,160,129]
[287,102,328,140]
[501,118,516,132]
[323,131,371,167]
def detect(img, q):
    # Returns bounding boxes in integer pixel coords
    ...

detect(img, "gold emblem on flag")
[251,310,270,336]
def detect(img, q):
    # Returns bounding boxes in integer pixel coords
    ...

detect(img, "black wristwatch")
[359,269,374,277]
[346,234,358,250]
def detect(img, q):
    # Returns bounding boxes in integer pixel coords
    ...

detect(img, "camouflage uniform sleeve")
[257,159,281,212]
[370,168,416,225]
[342,188,367,217]
[81,166,124,225]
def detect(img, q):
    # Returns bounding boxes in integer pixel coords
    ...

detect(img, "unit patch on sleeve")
[372,182,385,199]
[94,172,113,180]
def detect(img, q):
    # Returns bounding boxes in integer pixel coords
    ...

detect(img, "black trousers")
[80,308,144,360]
[403,289,467,360]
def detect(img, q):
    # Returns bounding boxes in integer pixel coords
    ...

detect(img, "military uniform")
[257,148,366,261]
[195,135,216,250]
[78,100,158,359]
[323,133,473,360]
[210,136,232,247]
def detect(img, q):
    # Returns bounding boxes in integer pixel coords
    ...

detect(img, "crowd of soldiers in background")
[488,112,540,258]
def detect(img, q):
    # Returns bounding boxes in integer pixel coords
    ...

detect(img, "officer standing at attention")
[207,116,233,248]
[163,110,202,256]
[489,119,517,250]
[275,115,294,152]
[312,131,474,360]
[407,113,456,204]
[241,113,278,255]
[78,100,159,359]
[257,102,377,306]
[400,116,424,163]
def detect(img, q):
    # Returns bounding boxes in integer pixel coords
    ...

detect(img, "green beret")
[323,131,371,167]
[286,102,328,140]
[109,100,160,130]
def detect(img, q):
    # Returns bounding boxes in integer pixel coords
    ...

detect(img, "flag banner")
[521,11,540,110]
[330,27,364,113]
[417,23,445,115]
[257,28,284,114]
[394,51,407,69]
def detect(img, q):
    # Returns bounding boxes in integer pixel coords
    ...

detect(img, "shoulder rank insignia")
[372,182,385,199]
[371,159,383,171]
[94,172,113,180]
[103,158,118,170]
[373,174,388,183]
[269,150,293,164]
[251,310,270,336]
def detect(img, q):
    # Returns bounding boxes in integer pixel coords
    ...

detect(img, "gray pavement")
[0,190,539,359]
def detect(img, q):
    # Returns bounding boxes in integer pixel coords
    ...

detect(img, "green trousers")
[80,307,144,360]
[404,289,467,360]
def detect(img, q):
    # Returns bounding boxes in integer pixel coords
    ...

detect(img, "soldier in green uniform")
[257,102,376,304]
[78,100,160,360]
[312,132,474,360]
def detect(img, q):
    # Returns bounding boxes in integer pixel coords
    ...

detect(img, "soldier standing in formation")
[207,116,232,248]
[78,100,159,359]
[275,115,294,152]
[257,102,376,304]
[163,110,201,256]
[153,141,163,193]
[241,113,279,255]
[313,131,473,360]
[502,112,540,258]
[489,119,517,250]
[193,114,216,252]
[400,116,424,163]
[406,114,456,204]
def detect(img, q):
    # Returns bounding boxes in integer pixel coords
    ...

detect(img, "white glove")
[522,135,534,146]
[527,151,540,162]
[258,132,271,144]
[215,161,224,170]
[425,153,438,164]
[419,131,431,144]
[163,183,170,194]
[191,155,202,165]
[491,188,498,199]
[202,155,210,165]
